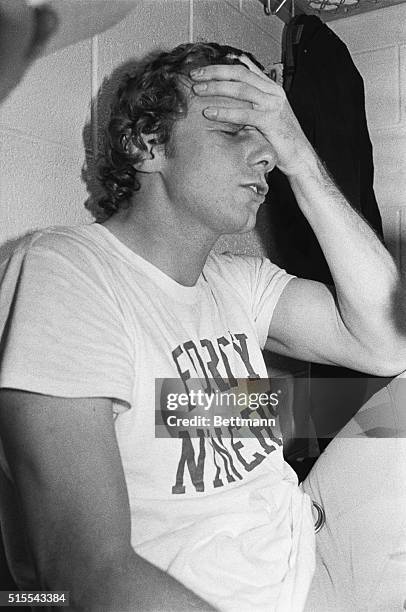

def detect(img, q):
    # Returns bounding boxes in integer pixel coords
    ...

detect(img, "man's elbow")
[366,341,406,377]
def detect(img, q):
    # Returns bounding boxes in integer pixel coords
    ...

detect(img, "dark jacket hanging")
[266,15,383,283]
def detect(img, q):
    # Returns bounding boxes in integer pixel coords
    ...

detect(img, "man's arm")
[265,155,405,376]
[191,59,406,376]
[0,390,215,612]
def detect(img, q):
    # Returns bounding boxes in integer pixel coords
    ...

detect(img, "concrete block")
[331,4,406,53]
[97,0,190,81]
[241,0,284,44]
[0,40,92,148]
[194,0,281,67]
[224,0,242,11]
[371,128,406,210]
[400,44,406,125]
[352,46,400,129]
[0,131,91,248]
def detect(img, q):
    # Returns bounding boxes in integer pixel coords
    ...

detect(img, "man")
[0,42,404,611]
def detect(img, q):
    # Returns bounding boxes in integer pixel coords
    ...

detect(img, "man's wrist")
[283,148,322,181]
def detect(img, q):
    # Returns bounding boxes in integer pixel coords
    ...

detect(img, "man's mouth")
[244,182,269,197]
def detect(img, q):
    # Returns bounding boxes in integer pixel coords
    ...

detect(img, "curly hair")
[96,42,264,218]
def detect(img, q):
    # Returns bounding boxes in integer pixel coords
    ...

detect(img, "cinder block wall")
[0,0,283,260]
[329,4,406,272]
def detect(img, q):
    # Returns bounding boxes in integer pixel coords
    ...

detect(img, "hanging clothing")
[266,14,383,283]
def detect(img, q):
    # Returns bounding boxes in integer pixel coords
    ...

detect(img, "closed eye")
[221,125,249,136]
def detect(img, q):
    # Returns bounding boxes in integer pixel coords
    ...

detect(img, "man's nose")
[248,134,277,174]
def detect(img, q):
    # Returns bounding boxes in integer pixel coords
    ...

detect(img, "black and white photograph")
[0,1,405,610]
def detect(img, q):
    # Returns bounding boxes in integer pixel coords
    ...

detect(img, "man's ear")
[129,133,166,173]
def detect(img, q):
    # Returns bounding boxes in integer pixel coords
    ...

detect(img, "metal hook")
[264,0,290,16]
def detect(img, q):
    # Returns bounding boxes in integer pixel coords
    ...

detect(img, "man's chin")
[233,210,260,235]
[210,208,259,237]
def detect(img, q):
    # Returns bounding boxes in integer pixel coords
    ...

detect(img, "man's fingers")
[193,80,265,107]
[238,54,270,83]
[191,64,278,94]
[191,63,250,82]
[202,106,258,125]
[224,52,268,81]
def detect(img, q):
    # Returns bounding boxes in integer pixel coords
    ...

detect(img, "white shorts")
[301,377,406,611]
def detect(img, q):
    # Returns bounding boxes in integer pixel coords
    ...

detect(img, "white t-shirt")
[0,224,315,611]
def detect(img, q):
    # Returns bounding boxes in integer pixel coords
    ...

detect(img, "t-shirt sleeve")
[208,253,296,349]
[248,256,296,349]
[0,233,134,411]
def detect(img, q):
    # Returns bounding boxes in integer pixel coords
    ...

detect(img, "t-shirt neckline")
[89,223,204,304]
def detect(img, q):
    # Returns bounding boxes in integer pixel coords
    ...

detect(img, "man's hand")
[190,56,315,177]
